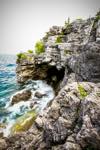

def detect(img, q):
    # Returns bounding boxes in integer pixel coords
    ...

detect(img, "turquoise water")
[0,55,18,107]
[0,55,54,136]
[0,55,24,124]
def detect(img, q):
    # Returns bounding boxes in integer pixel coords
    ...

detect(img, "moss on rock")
[35,41,45,55]
[11,110,37,134]
[78,84,88,99]
[55,36,62,43]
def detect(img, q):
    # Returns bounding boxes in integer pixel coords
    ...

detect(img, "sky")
[0,0,100,54]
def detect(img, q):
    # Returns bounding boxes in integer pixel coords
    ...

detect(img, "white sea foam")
[2,80,55,137]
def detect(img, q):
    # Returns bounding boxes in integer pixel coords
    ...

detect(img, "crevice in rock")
[74,100,83,133]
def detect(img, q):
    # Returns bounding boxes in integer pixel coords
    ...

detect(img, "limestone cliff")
[1,11,100,150]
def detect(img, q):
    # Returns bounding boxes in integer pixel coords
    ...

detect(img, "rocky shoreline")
[0,11,100,150]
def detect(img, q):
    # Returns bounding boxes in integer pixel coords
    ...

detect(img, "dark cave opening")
[47,66,65,94]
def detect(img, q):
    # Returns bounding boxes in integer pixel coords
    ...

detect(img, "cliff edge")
[1,11,100,150]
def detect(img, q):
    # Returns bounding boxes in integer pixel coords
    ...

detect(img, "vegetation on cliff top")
[27,50,33,53]
[64,17,72,33]
[17,50,33,62]
[35,41,45,55]
[95,10,100,21]
[55,36,62,43]
[17,53,27,60]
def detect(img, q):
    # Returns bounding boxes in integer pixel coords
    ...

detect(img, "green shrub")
[65,17,71,27]
[95,10,100,21]
[27,50,33,53]
[64,17,72,33]
[95,14,100,22]
[56,36,62,43]
[78,84,88,99]
[93,11,100,29]
[17,53,27,60]
[35,41,45,55]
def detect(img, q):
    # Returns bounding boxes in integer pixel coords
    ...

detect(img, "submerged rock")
[34,91,46,98]
[11,110,37,134]
[11,90,32,105]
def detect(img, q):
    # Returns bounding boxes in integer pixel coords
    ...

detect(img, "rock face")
[5,82,100,150]
[16,12,100,92]
[4,11,100,149]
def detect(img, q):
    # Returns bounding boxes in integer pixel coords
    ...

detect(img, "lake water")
[0,55,54,136]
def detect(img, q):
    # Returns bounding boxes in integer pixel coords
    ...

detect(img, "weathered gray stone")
[34,91,46,98]
[77,88,100,149]
[5,82,100,150]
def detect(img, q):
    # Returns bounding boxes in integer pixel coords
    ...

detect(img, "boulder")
[34,91,46,98]
[11,90,32,105]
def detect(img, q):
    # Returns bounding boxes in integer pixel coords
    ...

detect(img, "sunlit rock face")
[3,11,100,150]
